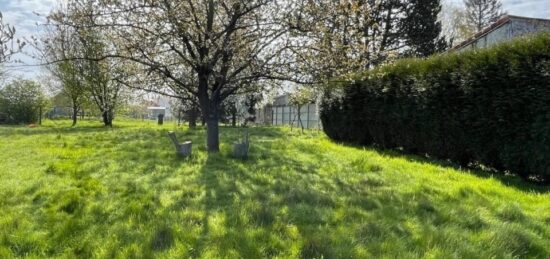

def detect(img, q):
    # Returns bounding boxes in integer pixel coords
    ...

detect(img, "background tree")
[402,0,448,57]
[221,96,239,127]
[291,0,407,81]
[289,87,316,132]
[292,0,447,81]
[0,79,46,124]
[464,0,505,32]
[243,93,262,124]
[58,2,125,127]
[440,1,475,47]
[81,46,125,127]
[42,15,87,126]
[171,95,201,129]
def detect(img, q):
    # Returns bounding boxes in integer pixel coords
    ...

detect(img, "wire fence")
[257,103,321,129]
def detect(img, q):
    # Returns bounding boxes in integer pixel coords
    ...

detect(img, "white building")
[454,15,550,51]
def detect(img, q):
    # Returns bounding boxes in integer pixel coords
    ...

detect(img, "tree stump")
[167,131,192,157]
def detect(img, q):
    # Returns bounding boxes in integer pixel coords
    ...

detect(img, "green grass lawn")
[1,119,549,258]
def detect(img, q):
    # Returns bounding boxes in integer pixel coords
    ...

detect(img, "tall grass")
[0,119,549,258]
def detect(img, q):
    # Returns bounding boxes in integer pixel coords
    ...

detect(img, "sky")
[0,0,549,80]
[0,0,57,79]
[448,0,550,18]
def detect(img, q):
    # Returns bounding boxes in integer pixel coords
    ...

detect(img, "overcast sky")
[1,0,549,80]
[448,0,550,18]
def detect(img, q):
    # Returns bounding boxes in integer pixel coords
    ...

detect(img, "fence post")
[275,107,278,125]
[281,106,284,126]
[306,104,310,129]
[39,106,42,125]
[289,105,292,126]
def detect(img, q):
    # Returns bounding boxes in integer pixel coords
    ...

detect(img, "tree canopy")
[42,0,449,151]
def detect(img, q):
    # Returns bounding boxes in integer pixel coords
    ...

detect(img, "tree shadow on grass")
[182,135,540,258]
[335,141,550,194]
[184,131,367,258]
[9,125,549,258]
[0,122,135,138]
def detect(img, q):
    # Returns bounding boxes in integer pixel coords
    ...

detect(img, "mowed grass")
[0,119,549,258]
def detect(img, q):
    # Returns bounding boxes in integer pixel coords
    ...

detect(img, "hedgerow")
[321,33,550,181]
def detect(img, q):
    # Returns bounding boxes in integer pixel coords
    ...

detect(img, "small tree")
[221,96,238,127]
[75,6,124,127]
[289,87,316,132]
[0,80,46,124]
[464,0,504,32]
[43,2,128,127]
[42,9,88,126]
[173,96,201,129]
[440,2,475,47]
[243,93,262,125]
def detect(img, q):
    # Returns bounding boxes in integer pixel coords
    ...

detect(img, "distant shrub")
[0,79,46,124]
[321,33,550,181]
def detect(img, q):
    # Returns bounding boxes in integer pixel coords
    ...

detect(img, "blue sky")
[1,0,549,79]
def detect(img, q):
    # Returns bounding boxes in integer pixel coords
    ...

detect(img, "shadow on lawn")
[21,125,548,258]
[337,141,550,194]
[141,126,546,257]
[185,142,475,257]
[190,152,341,258]
[0,123,131,137]
[94,127,298,257]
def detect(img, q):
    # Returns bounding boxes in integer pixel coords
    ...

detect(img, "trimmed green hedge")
[321,33,550,181]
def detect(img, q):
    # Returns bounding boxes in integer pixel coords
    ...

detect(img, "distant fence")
[46,107,85,119]
[257,103,321,129]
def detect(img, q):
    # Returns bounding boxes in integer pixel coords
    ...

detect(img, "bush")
[0,79,46,124]
[321,33,550,181]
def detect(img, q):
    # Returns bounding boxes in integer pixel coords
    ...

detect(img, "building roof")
[452,15,550,50]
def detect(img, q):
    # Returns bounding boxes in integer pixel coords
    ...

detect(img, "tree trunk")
[297,105,304,133]
[204,100,220,152]
[231,112,236,127]
[188,107,198,128]
[71,104,78,126]
[189,117,197,128]
[38,106,42,125]
[206,116,220,152]
[102,110,113,127]
[197,70,220,152]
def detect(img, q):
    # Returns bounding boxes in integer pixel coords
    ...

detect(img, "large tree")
[53,0,294,152]
[464,0,504,32]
